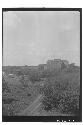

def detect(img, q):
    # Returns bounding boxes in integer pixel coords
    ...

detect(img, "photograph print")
[2,8,82,122]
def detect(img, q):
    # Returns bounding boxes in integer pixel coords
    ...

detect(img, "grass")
[2,75,41,116]
[2,64,80,116]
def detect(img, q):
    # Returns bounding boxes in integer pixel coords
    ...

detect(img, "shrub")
[2,102,16,116]
[29,72,41,82]
[41,74,80,115]
[2,77,10,93]
[58,87,80,115]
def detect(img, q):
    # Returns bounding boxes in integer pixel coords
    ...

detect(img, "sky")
[3,11,80,66]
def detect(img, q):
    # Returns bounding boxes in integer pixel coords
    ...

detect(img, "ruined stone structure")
[46,59,62,71]
[38,59,69,71]
[45,59,69,71]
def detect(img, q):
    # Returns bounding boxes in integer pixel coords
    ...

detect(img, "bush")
[58,87,80,114]
[2,103,15,116]
[2,77,10,93]
[29,72,41,82]
[41,74,80,115]
[2,76,16,116]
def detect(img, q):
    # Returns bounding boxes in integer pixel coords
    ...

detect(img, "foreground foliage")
[41,71,80,115]
[2,63,80,116]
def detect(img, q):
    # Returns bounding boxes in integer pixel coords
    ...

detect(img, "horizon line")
[2,58,80,67]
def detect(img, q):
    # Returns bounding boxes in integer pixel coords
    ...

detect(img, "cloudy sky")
[3,11,80,66]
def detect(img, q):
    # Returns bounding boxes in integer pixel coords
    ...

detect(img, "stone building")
[44,59,69,71]
[46,59,62,71]
[38,59,69,71]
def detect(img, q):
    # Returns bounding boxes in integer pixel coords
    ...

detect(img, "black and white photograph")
[2,8,82,122]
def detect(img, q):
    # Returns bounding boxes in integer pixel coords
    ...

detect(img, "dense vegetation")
[2,75,41,116]
[2,60,80,116]
[41,71,80,115]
